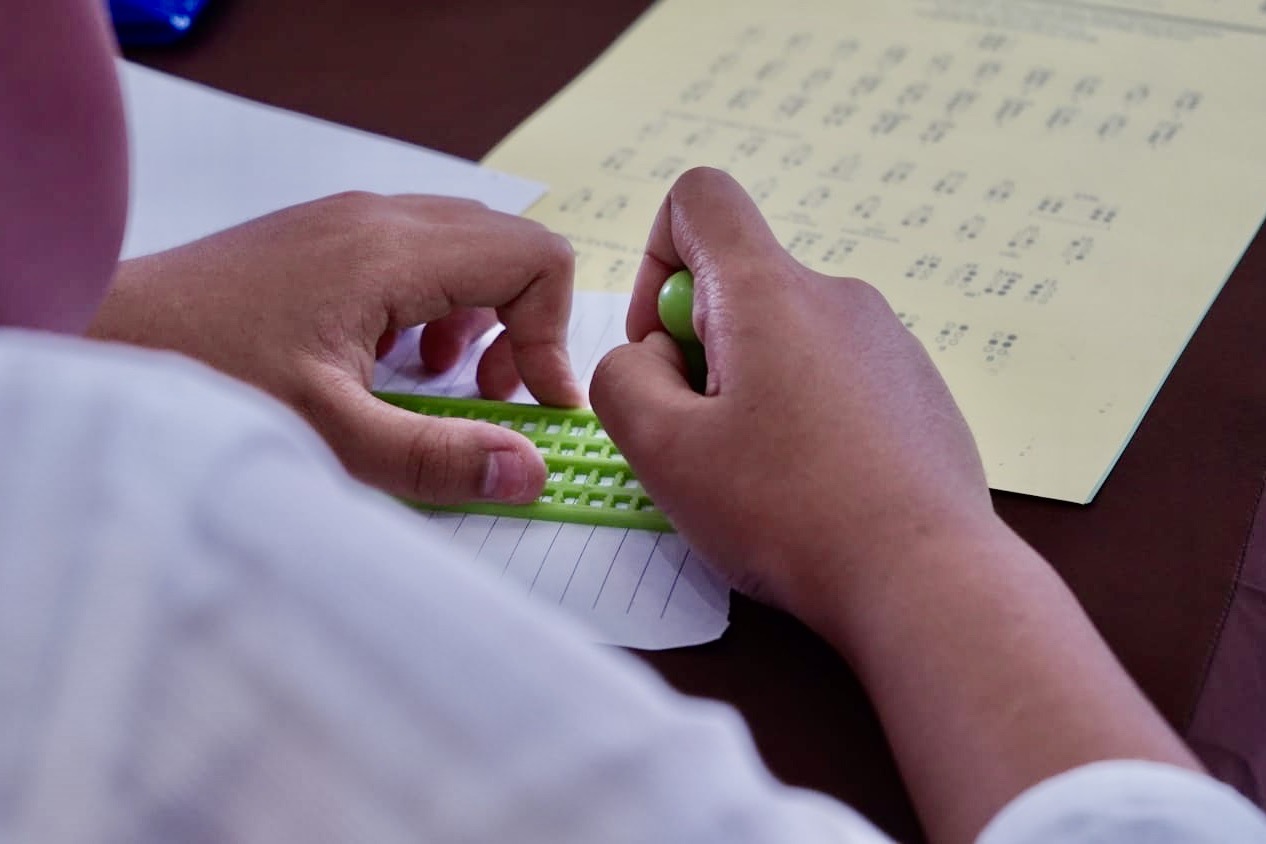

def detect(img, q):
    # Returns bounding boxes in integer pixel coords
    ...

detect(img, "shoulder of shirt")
[0,328,335,463]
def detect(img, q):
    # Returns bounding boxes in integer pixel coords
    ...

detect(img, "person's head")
[1,0,128,333]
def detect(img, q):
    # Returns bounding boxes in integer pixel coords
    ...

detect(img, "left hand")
[89,191,582,504]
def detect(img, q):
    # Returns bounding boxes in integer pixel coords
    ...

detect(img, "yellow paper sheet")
[485,0,1266,503]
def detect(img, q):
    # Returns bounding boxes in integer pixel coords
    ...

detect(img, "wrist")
[791,509,1024,662]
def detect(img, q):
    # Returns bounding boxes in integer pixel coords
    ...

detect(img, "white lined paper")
[373,293,731,649]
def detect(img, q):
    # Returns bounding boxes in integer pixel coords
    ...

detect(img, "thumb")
[590,331,699,465]
[316,378,547,505]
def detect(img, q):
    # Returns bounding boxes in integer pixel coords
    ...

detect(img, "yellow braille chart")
[485,0,1266,503]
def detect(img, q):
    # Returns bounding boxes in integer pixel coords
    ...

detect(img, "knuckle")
[311,192,411,270]
[843,276,895,315]
[322,190,385,214]
[590,344,634,394]
[340,219,415,287]
[434,196,487,211]
[322,192,412,246]
[536,232,576,278]
[412,195,489,219]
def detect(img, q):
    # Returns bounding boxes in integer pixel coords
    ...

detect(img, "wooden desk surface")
[128,2,1266,839]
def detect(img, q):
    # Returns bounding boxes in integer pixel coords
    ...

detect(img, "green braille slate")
[374,392,672,532]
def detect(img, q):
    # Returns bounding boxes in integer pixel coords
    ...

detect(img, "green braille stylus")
[657,268,708,392]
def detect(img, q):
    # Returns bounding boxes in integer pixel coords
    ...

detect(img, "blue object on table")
[109,0,211,46]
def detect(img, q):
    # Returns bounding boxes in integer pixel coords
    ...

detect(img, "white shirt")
[0,328,1261,843]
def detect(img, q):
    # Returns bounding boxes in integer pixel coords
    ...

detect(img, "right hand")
[590,168,999,628]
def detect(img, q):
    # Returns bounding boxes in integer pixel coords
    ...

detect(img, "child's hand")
[590,168,999,630]
[90,192,582,505]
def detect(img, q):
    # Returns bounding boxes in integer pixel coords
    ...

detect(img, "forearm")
[88,253,199,350]
[813,516,1200,844]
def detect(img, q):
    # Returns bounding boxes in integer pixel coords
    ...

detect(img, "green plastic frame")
[374,392,673,532]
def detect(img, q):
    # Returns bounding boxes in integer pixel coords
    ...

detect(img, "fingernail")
[482,449,530,502]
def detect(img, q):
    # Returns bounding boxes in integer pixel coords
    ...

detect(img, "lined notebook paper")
[374,292,731,650]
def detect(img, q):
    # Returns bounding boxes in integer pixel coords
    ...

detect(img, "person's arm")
[88,192,583,505]
[830,521,1199,844]
[590,167,1200,844]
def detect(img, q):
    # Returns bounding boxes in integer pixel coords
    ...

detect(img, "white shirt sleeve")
[0,330,884,844]
[2,330,1264,844]
[978,759,1266,844]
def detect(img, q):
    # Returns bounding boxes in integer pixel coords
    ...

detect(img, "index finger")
[627,167,789,342]
[385,213,583,408]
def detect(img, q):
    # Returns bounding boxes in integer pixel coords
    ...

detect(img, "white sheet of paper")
[117,61,547,258]
[374,292,732,650]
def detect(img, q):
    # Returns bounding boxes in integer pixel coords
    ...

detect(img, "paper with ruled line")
[374,292,731,649]
[483,0,1266,504]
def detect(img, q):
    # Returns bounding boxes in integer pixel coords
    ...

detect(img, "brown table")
[128,2,1266,840]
